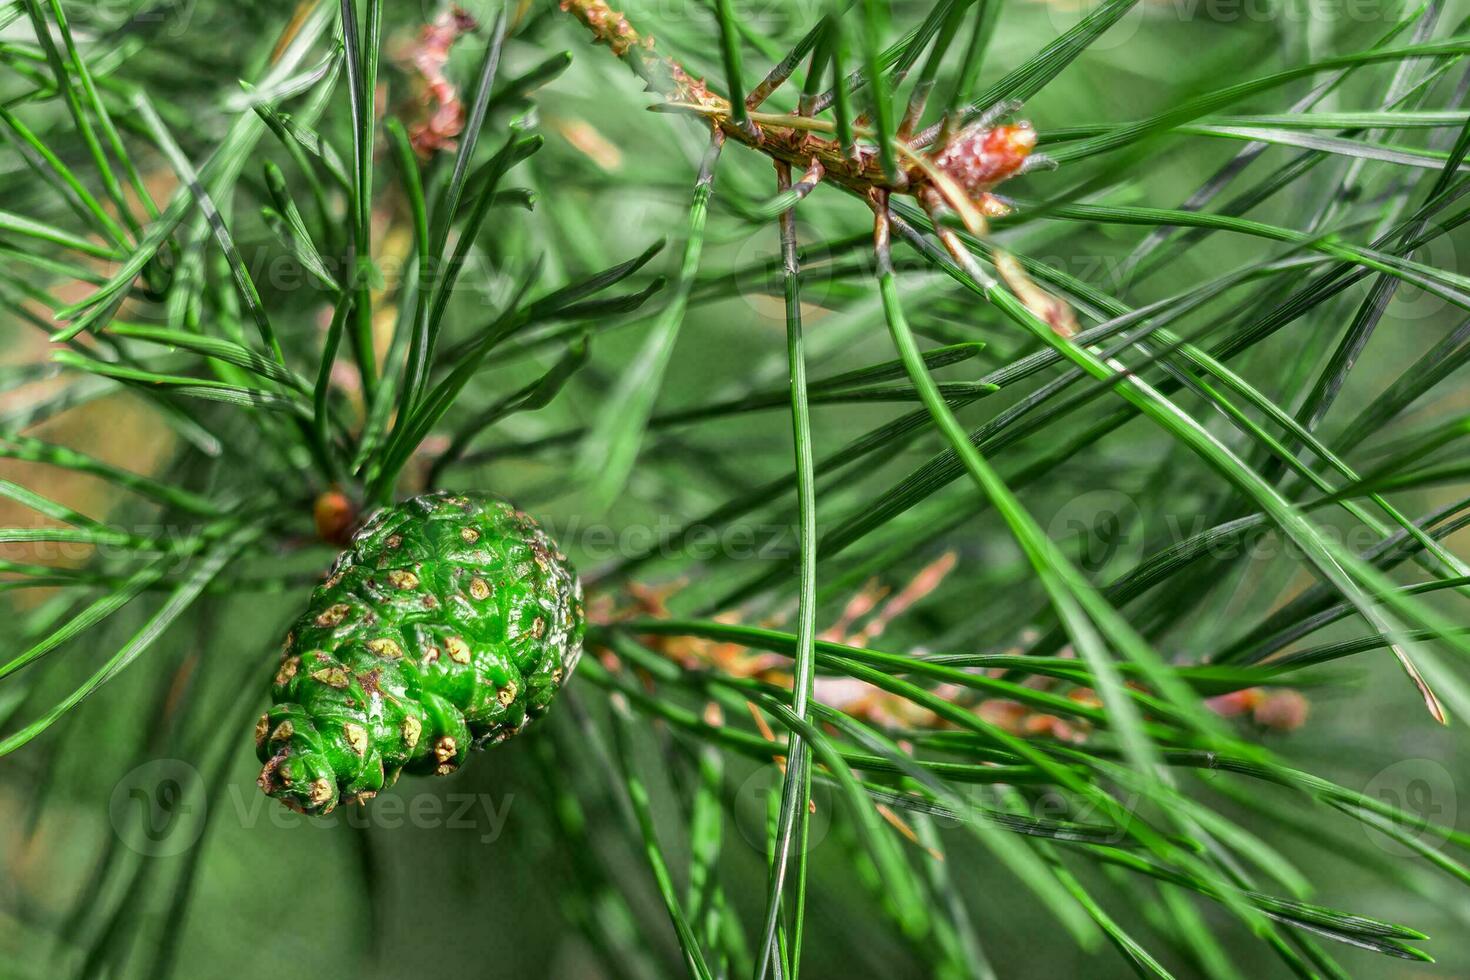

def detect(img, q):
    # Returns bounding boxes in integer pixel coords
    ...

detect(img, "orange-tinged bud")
[313,489,356,547]
[1254,689,1310,732]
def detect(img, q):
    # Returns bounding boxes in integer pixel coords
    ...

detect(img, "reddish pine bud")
[935,122,1037,197]
[404,7,479,157]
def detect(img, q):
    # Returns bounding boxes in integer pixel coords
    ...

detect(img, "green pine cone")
[256,491,584,814]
